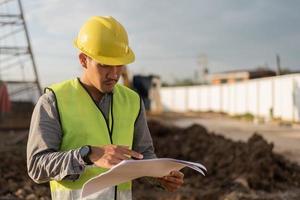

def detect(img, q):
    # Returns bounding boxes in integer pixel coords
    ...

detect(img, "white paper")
[81,158,207,198]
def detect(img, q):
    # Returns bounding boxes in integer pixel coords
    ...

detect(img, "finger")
[107,146,132,159]
[117,145,130,149]
[107,157,123,166]
[113,152,131,161]
[170,171,184,178]
[163,176,184,185]
[119,148,143,159]
[111,147,142,160]
[113,147,131,158]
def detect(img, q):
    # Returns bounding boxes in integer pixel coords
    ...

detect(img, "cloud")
[19,0,300,85]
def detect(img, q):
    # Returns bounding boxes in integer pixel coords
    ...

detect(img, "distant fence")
[160,74,300,122]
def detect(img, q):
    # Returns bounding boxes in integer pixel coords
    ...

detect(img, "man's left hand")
[157,170,184,192]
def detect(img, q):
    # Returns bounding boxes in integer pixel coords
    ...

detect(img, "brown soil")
[133,120,300,200]
[1,119,300,200]
[0,132,50,200]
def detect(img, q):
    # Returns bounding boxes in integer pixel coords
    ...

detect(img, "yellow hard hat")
[74,16,135,66]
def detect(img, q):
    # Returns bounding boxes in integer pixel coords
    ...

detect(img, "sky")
[9,0,300,86]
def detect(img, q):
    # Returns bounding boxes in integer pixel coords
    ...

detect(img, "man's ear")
[79,53,87,68]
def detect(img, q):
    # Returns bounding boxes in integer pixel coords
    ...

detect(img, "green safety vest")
[47,78,140,200]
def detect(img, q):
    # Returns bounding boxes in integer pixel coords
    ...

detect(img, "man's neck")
[79,77,104,102]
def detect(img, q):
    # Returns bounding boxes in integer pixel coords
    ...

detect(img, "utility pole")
[197,53,208,84]
[276,54,281,76]
[0,0,42,101]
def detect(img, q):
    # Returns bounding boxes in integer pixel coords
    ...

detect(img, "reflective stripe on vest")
[47,78,140,200]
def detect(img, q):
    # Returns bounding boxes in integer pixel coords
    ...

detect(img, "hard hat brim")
[74,40,135,66]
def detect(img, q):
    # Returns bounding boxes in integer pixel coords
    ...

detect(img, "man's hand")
[157,171,184,192]
[89,145,143,168]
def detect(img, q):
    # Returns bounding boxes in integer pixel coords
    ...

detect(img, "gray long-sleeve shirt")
[27,89,156,183]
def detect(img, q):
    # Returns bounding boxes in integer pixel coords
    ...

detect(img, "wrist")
[79,145,93,165]
[89,146,104,163]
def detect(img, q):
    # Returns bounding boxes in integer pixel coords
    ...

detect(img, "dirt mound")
[0,132,50,200]
[133,120,300,200]
[1,120,300,200]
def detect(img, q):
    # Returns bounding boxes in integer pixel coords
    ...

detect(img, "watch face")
[80,145,93,165]
[80,146,90,157]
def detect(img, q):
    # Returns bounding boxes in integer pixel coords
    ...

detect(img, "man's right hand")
[89,145,143,168]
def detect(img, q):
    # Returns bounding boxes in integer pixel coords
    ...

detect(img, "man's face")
[82,54,124,93]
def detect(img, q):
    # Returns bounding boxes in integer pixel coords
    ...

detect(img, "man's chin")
[101,86,115,93]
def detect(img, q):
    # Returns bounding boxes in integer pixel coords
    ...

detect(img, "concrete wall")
[161,74,300,122]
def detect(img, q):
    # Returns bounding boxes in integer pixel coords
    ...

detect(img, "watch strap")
[82,145,93,165]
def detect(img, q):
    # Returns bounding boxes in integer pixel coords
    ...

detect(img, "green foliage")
[233,112,254,121]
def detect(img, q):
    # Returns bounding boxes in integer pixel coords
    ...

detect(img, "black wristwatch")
[79,145,93,165]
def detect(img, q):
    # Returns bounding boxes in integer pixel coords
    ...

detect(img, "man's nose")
[108,66,118,79]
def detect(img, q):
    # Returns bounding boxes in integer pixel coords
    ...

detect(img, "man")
[27,16,184,200]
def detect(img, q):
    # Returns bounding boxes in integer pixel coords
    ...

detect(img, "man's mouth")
[104,80,116,85]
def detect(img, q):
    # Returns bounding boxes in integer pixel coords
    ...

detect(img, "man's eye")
[99,64,123,68]
[98,64,110,68]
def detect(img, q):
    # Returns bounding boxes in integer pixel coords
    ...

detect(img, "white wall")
[160,74,300,122]
[187,86,200,111]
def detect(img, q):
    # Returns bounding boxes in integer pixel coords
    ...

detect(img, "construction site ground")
[149,112,300,165]
[1,111,300,199]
